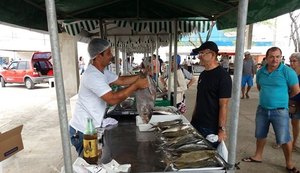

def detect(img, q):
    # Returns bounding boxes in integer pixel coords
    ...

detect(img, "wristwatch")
[218,126,226,131]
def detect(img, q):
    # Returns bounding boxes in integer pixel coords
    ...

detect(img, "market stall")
[101,92,231,172]
[100,114,230,173]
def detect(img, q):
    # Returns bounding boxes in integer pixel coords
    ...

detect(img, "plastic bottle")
[83,118,99,164]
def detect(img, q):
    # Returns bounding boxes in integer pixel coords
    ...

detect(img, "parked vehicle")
[0,52,53,89]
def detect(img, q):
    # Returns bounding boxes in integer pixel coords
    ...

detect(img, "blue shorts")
[69,126,84,156]
[241,75,253,87]
[255,106,291,144]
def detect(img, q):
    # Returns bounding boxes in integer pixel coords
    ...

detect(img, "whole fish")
[161,124,190,134]
[160,134,197,148]
[173,143,213,153]
[168,136,203,149]
[161,128,193,138]
[173,150,216,164]
[173,157,220,169]
[153,119,183,130]
[135,72,156,123]
[163,150,219,171]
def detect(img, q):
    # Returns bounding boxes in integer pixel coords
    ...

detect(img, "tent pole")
[45,0,73,173]
[173,20,178,107]
[155,34,159,86]
[228,0,249,170]
[168,33,172,101]
[99,19,104,39]
[123,47,127,74]
[114,36,120,75]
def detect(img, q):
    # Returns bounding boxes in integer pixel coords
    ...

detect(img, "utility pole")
[246,24,253,50]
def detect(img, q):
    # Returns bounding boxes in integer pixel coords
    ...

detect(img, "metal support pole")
[150,46,154,76]
[155,34,159,86]
[114,36,119,75]
[228,0,249,170]
[45,0,73,173]
[122,47,127,75]
[168,34,172,101]
[99,19,104,39]
[173,20,178,107]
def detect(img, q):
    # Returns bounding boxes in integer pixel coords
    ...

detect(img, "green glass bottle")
[83,118,99,164]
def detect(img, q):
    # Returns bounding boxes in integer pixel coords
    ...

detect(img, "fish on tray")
[152,119,183,131]
[164,150,220,170]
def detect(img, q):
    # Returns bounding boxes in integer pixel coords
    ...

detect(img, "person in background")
[241,51,255,99]
[220,54,230,73]
[69,38,149,156]
[78,56,85,75]
[125,57,134,75]
[261,57,267,67]
[182,58,188,69]
[242,47,300,173]
[190,41,232,148]
[108,56,122,76]
[158,55,164,75]
[160,55,196,113]
[187,57,193,73]
[287,53,300,151]
[152,54,160,81]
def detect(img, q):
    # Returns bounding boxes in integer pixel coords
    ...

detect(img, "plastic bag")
[217,141,228,162]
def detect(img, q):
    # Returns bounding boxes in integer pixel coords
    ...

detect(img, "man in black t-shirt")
[191,41,232,148]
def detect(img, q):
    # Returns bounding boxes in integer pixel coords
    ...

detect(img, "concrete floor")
[1,77,300,173]
[184,76,300,173]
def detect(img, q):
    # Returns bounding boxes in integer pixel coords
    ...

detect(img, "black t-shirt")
[191,66,232,131]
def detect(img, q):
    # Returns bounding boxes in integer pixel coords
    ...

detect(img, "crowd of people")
[70,38,300,173]
[241,47,300,173]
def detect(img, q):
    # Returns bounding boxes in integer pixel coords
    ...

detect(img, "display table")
[100,116,230,173]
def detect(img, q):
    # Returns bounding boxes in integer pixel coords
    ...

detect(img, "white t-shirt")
[69,64,118,133]
[187,59,192,66]
[167,69,187,104]
[221,58,229,68]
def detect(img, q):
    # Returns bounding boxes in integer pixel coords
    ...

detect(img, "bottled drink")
[83,118,99,164]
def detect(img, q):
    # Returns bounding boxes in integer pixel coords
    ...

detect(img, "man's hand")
[218,130,227,142]
[134,77,149,89]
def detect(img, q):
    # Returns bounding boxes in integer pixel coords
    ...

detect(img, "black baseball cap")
[192,41,219,55]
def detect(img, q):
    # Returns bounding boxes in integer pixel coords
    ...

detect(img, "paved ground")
[184,76,300,173]
[1,77,300,173]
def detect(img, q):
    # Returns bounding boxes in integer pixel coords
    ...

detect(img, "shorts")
[241,74,253,87]
[69,126,84,156]
[290,112,300,120]
[255,105,291,144]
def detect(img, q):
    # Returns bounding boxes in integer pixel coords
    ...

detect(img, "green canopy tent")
[1,0,300,173]
[1,0,300,31]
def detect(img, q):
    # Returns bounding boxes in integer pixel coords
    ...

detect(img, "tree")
[186,21,216,47]
[289,12,300,52]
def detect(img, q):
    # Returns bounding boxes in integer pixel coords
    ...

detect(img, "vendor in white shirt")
[69,38,149,156]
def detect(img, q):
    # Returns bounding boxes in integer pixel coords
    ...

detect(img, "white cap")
[88,38,110,59]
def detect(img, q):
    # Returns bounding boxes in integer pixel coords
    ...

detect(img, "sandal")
[272,144,281,149]
[241,157,262,163]
[286,167,300,173]
[292,146,300,152]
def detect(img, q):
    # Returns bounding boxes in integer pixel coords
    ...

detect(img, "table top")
[100,116,228,173]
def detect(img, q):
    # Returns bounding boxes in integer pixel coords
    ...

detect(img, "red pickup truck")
[0,52,53,89]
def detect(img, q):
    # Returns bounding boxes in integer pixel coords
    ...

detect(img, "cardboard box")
[0,125,23,161]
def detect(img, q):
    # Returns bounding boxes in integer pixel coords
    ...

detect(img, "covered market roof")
[1,0,300,33]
